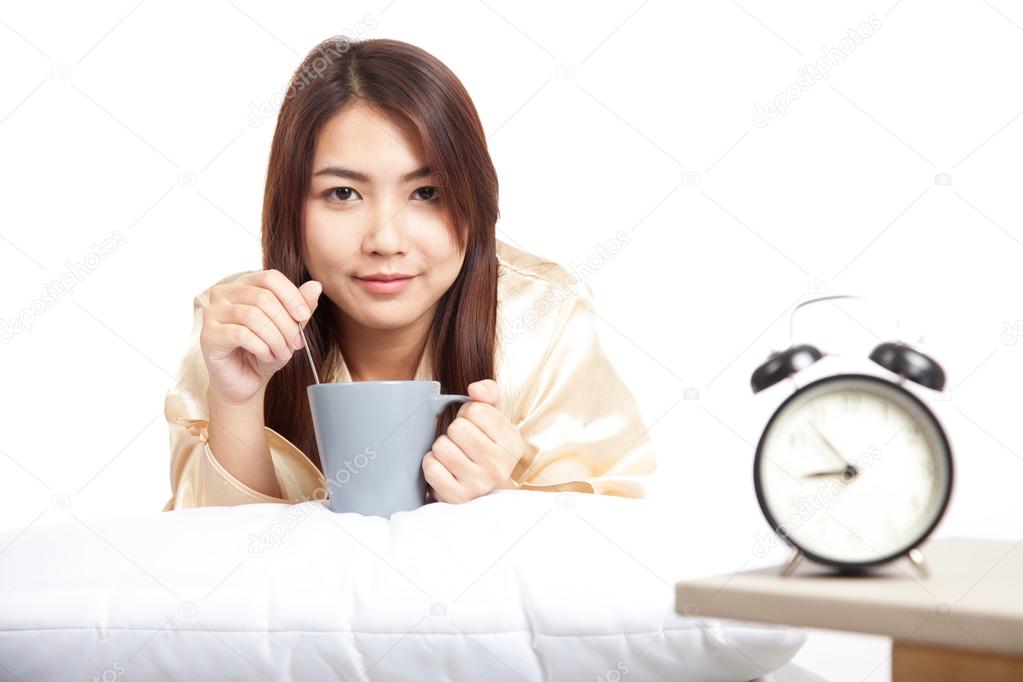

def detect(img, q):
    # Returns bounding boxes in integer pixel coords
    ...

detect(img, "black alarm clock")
[750,295,953,576]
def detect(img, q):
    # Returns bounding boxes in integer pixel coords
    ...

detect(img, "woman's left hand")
[423,379,526,504]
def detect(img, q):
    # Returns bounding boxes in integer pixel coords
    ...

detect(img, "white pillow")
[0,490,804,681]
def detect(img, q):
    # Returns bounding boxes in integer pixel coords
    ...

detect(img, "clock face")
[755,374,952,568]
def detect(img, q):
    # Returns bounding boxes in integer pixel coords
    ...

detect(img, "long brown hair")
[261,37,499,471]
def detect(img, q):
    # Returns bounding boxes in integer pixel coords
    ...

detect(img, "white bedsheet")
[0,489,805,681]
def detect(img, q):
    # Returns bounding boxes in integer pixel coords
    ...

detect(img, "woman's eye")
[412,186,439,202]
[327,187,361,203]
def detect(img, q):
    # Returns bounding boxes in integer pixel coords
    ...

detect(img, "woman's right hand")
[200,269,323,407]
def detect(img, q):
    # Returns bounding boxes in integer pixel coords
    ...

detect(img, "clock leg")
[780,548,803,577]
[907,548,929,578]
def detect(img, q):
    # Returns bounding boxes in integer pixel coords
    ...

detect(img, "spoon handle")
[299,324,320,385]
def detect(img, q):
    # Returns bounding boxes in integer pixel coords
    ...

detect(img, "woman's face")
[303,101,465,333]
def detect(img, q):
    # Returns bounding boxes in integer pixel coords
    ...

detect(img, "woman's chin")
[350,308,424,331]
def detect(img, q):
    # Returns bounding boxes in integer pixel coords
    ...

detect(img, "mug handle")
[430,393,470,416]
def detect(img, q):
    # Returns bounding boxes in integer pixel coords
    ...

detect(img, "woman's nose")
[364,198,410,255]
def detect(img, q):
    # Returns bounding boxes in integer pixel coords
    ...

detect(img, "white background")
[2,1,1022,680]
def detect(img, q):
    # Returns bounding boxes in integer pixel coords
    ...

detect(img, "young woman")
[163,37,656,511]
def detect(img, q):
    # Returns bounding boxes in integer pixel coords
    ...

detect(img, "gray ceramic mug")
[307,380,470,517]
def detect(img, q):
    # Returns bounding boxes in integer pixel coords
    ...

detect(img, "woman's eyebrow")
[312,165,433,183]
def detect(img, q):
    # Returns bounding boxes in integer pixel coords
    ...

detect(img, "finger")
[231,269,312,349]
[256,269,315,323]
[209,321,275,364]
[422,451,461,501]
[466,379,499,406]
[227,284,304,352]
[455,400,515,447]
[430,433,483,483]
[299,280,323,318]
[446,416,507,470]
[217,303,293,363]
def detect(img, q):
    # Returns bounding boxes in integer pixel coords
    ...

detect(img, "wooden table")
[676,537,1023,681]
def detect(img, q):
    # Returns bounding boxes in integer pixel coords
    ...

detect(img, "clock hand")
[808,421,855,469]
[802,464,859,481]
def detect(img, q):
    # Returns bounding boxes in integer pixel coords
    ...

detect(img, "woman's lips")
[355,275,416,294]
